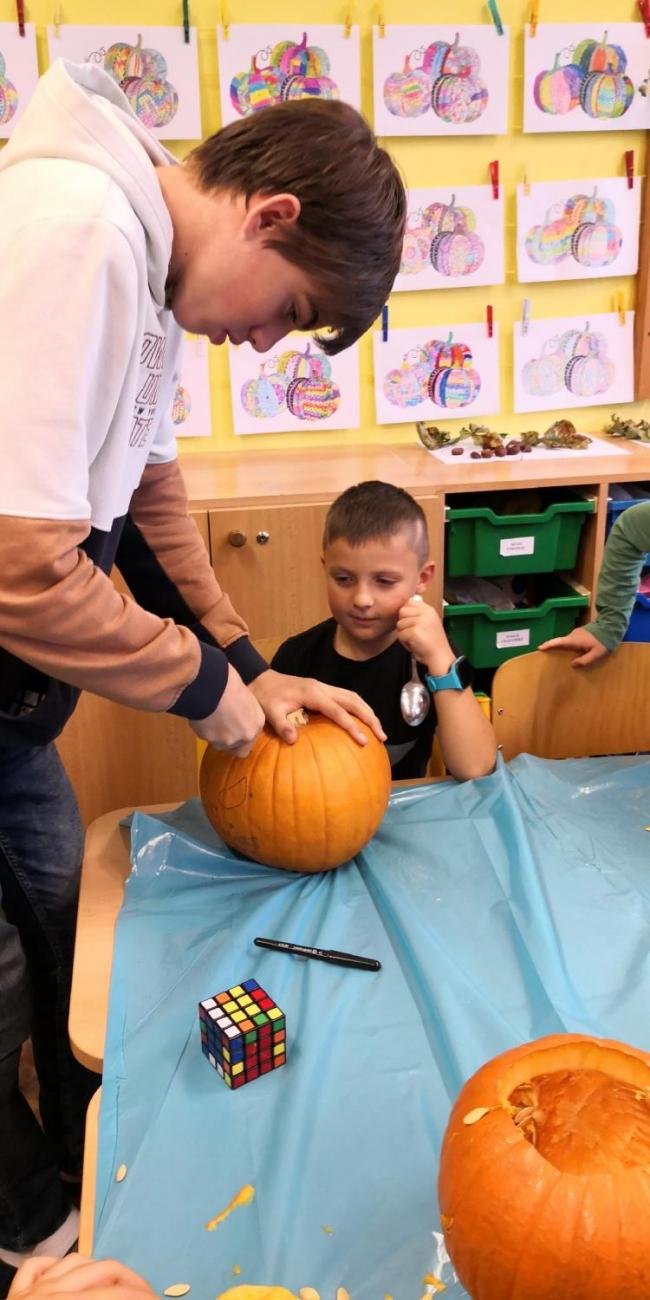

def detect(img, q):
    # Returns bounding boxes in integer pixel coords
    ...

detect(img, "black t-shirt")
[271,618,437,780]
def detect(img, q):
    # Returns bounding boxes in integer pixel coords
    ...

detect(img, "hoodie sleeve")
[584,502,650,651]
[0,216,232,718]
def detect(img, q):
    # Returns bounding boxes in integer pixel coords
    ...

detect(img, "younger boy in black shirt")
[272,482,496,781]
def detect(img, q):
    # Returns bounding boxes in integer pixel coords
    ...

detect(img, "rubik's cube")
[198,979,286,1089]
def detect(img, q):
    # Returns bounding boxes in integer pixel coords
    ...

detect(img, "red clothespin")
[489,160,499,200]
[625,150,635,189]
[16,0,25,37]
[640,0,650,37]
[486,305,494,339]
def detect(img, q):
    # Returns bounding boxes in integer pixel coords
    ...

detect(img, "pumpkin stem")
[602,30,608,46]
[552,52,560,72]
[299,33,308,49]
[452,33,459,49]
[449,193,456,207]
[445,331,453,345]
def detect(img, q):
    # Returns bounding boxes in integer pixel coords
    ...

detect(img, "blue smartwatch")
[424,655,473,694]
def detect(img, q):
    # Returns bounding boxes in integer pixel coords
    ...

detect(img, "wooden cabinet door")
[209,502,332,641]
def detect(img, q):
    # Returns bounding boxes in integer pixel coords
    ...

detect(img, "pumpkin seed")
[163,1286,190,1297]
[336,1289,350,1300]
[115,1164,128,1183]
[299,1289,320,1300]
[320,1224,335,1236]
[463,1106,492,1126]
[232,1267,241,1277]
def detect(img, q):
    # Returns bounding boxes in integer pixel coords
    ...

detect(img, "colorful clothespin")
[486,305,494,339]
[489,160,499,200]
[522,298,531,336]
[615,292,626,326]
[639,0,650,37]
[523,168,531,196]
[344,6,353,38]
[381,305,389,341]
[182,0,190,44]
[529,0,539,37]
[53,3,62,36]
[16,0,25,37]
[378,6,385,38]
[487,0,504,37]
[625,150,635,189]
[221,0,230,39]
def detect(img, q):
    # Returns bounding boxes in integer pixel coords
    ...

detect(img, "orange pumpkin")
[200,713,391,872]
[438,1033,650,1300]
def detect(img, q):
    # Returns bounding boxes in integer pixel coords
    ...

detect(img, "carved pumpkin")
[230,56,282,115]
[0,76,18,126]
[580,69,634,119]
[571,217,622,267]
[565,353,615,396]
[200,714,392,872]
[534,53,582,114]
[429,365,480,408]
[432,73,488,123]
[275,344,332,382]
[286,377,340,419]
[383,56,431,118]
[384,366,427,407]
[422,33,480,79]
[439,1033,650,1300]
[241,369,287,418]
[574,30,628,76]
[400,225,432,275]
[431,230,484,277]
[281,73,339,101]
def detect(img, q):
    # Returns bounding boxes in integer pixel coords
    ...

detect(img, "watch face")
[455,656,474,690]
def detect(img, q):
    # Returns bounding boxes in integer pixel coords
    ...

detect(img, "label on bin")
[496,629,530,649]
[500,536,535,557]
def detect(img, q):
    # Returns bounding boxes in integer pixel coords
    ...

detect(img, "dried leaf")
[463,1106,492,1126]
[163,1287,190,1297]
[115,1164,128,1183]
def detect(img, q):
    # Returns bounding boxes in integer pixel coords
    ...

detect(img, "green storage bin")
[446,490,594,577]
[444,576,588,669]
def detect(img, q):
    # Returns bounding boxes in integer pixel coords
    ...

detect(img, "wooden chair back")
[492,645,650,760]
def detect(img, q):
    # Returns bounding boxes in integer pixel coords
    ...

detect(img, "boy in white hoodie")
[0,59,404,1282]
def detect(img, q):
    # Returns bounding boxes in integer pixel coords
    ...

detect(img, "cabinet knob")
[228,529,247,548]
[256,531,270,545]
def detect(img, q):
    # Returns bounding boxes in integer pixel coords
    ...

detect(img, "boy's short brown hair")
[188,101,406,354]
[323,481,429,565]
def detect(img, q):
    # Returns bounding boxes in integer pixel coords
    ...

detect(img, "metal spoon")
[399,596,430,726]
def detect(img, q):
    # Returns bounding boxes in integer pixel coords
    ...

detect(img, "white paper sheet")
[513,311,635,414]
[217,25,360,126]
[373,324,500,426]
[394,186,504,293]
[426,435,628,462]
[516,176,641,283]
[46,25,202,139]
[0,23,39,138]
[523,24,650,133]
[171,336,212,439]
[229,337,359,435]
[372,24,509,137]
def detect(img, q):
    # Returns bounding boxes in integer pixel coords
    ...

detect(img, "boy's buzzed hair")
[323,481,429,566]
[188,100,405,355]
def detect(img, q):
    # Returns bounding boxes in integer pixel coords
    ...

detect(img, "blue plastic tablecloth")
[93,755,650,1298]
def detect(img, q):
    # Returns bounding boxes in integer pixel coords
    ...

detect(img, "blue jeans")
[0,743,99,1250]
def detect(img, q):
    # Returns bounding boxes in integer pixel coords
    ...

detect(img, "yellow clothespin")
[615,291,626,325]
[529,0,539,38]
[53,2,62,36]
[378,5,385,37]
[523,168,531,196]
[344,4,353,37]
[221,0,229,40]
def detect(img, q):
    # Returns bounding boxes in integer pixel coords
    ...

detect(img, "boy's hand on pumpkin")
[249,669,386,746]
[396,597,453,674]
[8,1254,155,1297]
[539,627,611,667]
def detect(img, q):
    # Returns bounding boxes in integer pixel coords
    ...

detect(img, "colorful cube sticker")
[199,979,286,1090]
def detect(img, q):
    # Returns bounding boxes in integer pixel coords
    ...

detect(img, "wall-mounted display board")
[516,176,641,283]
[0,22,38,137]
[46,24,202,138]
[523,24,650,133]
[217,25,361,126]
[372,24,509,136]
[395,185,504,292]
[373,323,500,425]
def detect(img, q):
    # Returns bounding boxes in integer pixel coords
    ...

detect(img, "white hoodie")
[0,59,265,746]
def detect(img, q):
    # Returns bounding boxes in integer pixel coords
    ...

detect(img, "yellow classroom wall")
[1,0,648,454]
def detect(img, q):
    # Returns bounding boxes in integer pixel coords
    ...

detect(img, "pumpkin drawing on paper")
[400,195,485,279]
[533,34,635,121]
[285,376,341,420]
[384,36,488,124]
[525,187,622,272]
[101,35,179,128]
[200,713,391,872]
[438,1033,650,1299]
[230,34,339,116]
[384,332,480,412]
[0,51,18,126]
[383,54,431,117]
[523,321,615,400]
[171,384,192,425]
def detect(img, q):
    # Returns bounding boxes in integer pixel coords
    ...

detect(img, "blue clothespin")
[382,305,389,342]
[487,0,504,36]
[182,0,190,44]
